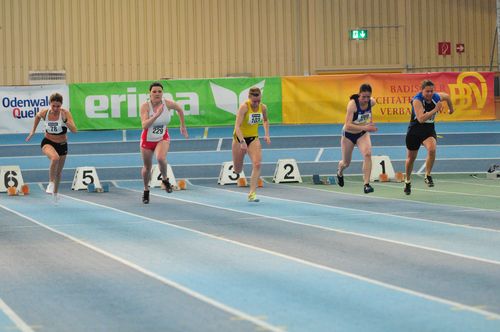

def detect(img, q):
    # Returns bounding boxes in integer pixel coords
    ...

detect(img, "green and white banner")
[70,77,282,130]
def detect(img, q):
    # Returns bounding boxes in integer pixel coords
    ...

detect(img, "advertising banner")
[0,85,69,134]
[70,77,282,130]
[282,72,495,124]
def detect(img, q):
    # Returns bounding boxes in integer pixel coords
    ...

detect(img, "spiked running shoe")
[424,175,434,187]
[162,179,173,193]
[404,182,411,195]
[336,172,344,187]
[363,184,374,194]
[142,190,150,204]
[248,192,260,202]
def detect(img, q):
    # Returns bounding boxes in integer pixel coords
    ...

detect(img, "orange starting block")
[379,173,389,182]
[20,184,30,195]
[237,177,248,187]
[394,172,405,183]
[178,179,187,190]
[7,186,18,196]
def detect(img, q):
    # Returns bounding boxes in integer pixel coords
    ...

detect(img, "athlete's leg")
[422,136,437,176]
[52,155,66,194]
[405,149,419,183]
[42,144,60,187]
[338,136,355,175]
[155,140,171,180]
[246,139,262,195]
[356,134,373,185]
[141,148,154,191]
[232,140,246,174]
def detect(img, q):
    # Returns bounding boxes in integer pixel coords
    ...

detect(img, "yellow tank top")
[237,100,263,138]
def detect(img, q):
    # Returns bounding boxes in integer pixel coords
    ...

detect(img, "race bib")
[248,113,262,125]
[147,125,166,141]
[46,121,61,134]
[358,113,370,124]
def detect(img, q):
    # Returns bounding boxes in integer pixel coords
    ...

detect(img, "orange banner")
[282,72,495,124]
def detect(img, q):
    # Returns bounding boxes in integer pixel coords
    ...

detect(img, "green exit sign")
[350,29,368,40]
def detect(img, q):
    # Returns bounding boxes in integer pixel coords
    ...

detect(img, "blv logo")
[210,80,265,115]
[85,87,200,118]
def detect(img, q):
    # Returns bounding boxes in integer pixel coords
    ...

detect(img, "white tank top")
[146,100,172,141]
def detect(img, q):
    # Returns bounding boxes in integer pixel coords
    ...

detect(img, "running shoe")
[363,184,374,194]
[162,179,173,193]
[404,182,411,195]
[424,175,434,187]
[142,190,150,204]
[46,182,54,194]
[248,192,260,202]
[336,172,344,187]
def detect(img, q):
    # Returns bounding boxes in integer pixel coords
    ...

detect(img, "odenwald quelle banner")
[282,72,495,124]
[70,77,282,130]
[0,85,70,134]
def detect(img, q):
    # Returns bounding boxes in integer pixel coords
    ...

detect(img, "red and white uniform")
[140,99,172,150]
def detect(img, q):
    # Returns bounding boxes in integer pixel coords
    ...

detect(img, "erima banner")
[0,85,69,134]
[70,77,282,130]
[282,72,495,123]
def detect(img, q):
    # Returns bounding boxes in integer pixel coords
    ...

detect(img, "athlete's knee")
[252,160,262,170]
[156,155,167,164]
[428,146,436,156]
[342,160,350,168]
[363,151,372,160]
[49,154,60,162]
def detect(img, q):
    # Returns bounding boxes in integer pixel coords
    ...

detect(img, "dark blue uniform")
[406,92,440,150]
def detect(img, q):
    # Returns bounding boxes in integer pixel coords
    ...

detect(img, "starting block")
[258,178,264,188]
[394,172,405,182]
[237,177,248,187]
[7,186,18,196]
[20,184,30,195]
[177,179,187,190]
[150,164,177,188]
[379,173,389,182]
[273,159,302,183]
[218,162,246,185]
[0,165,25,193]
[312,174,336,185]
[72,166,102,191]
[87,183,109,193]
[371,155,395,182]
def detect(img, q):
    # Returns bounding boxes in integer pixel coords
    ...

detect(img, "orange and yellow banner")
[282,72,495,124]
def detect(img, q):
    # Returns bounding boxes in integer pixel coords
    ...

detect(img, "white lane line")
[0,298,35,332]
[416,163,426,174]
[0,204,284,332]
[216,138,223,151]
[33,189,500,321]
[314,148,324,162]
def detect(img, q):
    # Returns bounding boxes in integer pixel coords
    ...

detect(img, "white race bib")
[248,112,262,125]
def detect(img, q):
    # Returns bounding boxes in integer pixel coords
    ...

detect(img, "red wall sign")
[438,42,451,55]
